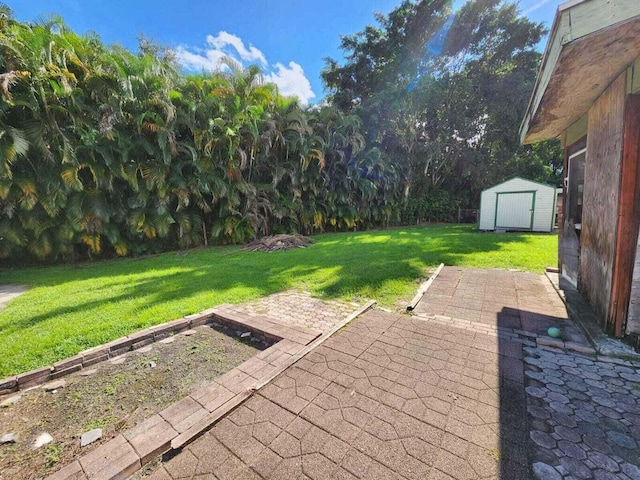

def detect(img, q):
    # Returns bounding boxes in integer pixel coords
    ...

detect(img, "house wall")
[479,178,555,232]
[627,231,640,335]
[621,61,640,338]
[614,93,640,337]
[578,73,627,328]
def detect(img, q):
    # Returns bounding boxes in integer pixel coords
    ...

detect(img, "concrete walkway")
[126,267,640,480]
[0,284,27,310]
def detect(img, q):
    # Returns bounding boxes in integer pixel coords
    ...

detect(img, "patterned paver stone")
[532,462,562,480]
[524,346,640,480]
[43,380,66,392]
[531,430,556,450]
[607,431,637,449]
[0,433,16,444]
[141,309,532,479]
[80,428,103,447]
[43,267,640,480]
[232,289,363,334]
[0,394,21,407]
[622,462,640,479]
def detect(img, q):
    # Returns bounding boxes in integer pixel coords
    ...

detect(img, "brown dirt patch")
[0,324,264,479]
[242,234,314,252]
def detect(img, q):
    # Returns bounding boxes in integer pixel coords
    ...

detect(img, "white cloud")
[174,46,228,72]
[522,0,552,15]
[206,32,267,67]
[174,32,316,106]
[264,62,316,106]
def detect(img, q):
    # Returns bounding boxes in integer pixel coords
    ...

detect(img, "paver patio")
[222,290,363,334]
[412,267,588,345]
[143,309,530,480]
[135,267,640,480]
[524,347,640,479]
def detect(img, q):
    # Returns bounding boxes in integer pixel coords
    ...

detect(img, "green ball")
[547,327,562,338]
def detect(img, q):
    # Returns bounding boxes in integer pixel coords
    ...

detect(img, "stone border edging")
[0,309,216,395]
[406,263,445,311]
[0,301,327,396]
[43,300,375,480]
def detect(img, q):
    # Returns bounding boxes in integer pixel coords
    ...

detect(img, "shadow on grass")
[0,225,555,375]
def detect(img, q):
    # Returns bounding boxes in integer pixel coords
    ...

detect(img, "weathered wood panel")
[627,232,640,335]
[579,73,626,329]
[522,15,640,144]
[612,94,640,336]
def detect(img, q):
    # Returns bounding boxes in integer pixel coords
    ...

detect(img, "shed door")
[495,192,535,230]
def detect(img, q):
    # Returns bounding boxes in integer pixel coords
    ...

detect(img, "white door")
[495,192,534,230]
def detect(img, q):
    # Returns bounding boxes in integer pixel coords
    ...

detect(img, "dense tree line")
[323,0,562,223]
[0,1,561,264]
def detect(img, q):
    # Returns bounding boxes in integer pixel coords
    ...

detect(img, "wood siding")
[612,94,640,336]
[579,74,626,329]
[479,178,556,232]
[627,232,640,335]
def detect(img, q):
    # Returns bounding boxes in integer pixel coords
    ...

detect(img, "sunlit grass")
[0,224,556,376]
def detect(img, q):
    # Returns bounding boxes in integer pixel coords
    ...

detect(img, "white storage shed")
[479,177,556,232]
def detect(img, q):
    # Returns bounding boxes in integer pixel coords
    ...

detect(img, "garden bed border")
[41,300,375,480]
[1,302,321,396]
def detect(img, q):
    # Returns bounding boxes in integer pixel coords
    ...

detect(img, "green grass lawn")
[0,225,557,376]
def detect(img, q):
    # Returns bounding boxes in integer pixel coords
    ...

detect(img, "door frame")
[494,190,537,230]
[560,140,587,286]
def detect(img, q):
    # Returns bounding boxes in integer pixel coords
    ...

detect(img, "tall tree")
[323,0,561,222]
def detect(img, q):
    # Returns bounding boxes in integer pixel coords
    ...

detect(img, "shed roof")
[520,0,640,144]
[481,177,554,193]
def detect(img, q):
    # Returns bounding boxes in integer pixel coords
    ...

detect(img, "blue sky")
[12,0,563,105]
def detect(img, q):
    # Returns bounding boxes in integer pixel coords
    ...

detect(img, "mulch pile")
[243,234,315,253]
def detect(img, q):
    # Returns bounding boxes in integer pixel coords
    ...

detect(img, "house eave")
[520,0,640,145]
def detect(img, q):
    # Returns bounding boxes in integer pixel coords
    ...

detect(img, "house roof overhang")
[520,0,640,145]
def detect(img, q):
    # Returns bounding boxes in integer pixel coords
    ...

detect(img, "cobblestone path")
[525,346,640,479]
